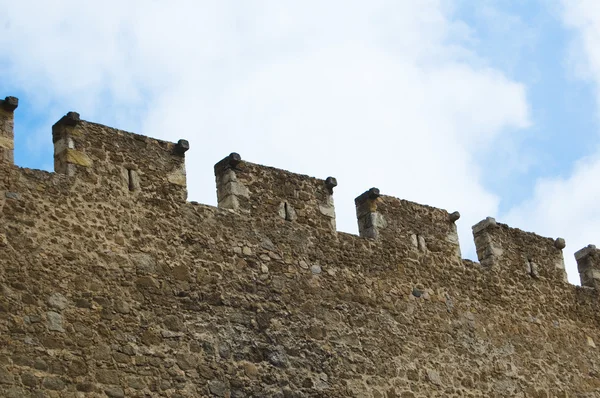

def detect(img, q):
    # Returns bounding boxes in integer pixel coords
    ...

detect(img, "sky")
[0,0,599,284]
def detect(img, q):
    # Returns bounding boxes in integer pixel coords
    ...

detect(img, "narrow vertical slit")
[417,234,426,252]
[284,202,291,221]
[279,201,296,221]
[527,257,538,278]
[127,169,135,191]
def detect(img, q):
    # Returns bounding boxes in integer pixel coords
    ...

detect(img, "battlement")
[472,217,568,283]
[50,111,189,201]
[576,245,600,288]
[4,96,600,396]
[355,188,461,263]
[214,153,337,234]
[1,96,598,286]
[0,96,18,165]
[1,96,598,287]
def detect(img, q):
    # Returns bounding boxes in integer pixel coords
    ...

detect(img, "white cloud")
[501,0,600,284]
[562,0,600,91]
[504,153,600,284]
[0,1,530,258]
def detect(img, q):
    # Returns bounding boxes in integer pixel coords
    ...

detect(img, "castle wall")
[215,154,337,234]
[0,97,18,165]
[52,112,188,202]
[473,217,568,284]
[576,245,600,289]
[1,100,600,397]
[355,189,462,266]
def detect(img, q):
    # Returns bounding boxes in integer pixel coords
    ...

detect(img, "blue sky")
[457,1,598,210]
[1,0,600,283]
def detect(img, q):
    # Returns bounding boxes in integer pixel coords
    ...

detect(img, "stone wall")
[473,217,568,284]
[1,100,600,397]
[214,154,337,234]
[0,96,18,165]
[52,112,188,202]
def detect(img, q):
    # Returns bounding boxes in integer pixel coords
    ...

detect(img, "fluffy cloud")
[502,1,600,284]
[0,1,530,258]
[504,153,600,284]
[562,0,600,96]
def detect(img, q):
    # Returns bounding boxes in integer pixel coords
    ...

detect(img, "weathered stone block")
[576,245,600,287]
[47,293,68,311]
[46,311,64,332]
[167,164,187,187]
[64,149,92,167]
[472,217,496,235]
[0,136,14,150]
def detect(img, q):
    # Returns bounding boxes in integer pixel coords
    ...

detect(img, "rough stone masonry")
[2,95,600,397]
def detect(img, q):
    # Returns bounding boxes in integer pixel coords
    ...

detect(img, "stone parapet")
[576,244,600,288]
[51,111,188,202]
[2,95,600,396]
[214,153,337,234]
[472,217,568,284]
[0,96,18,165]
[355,188,462,263]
